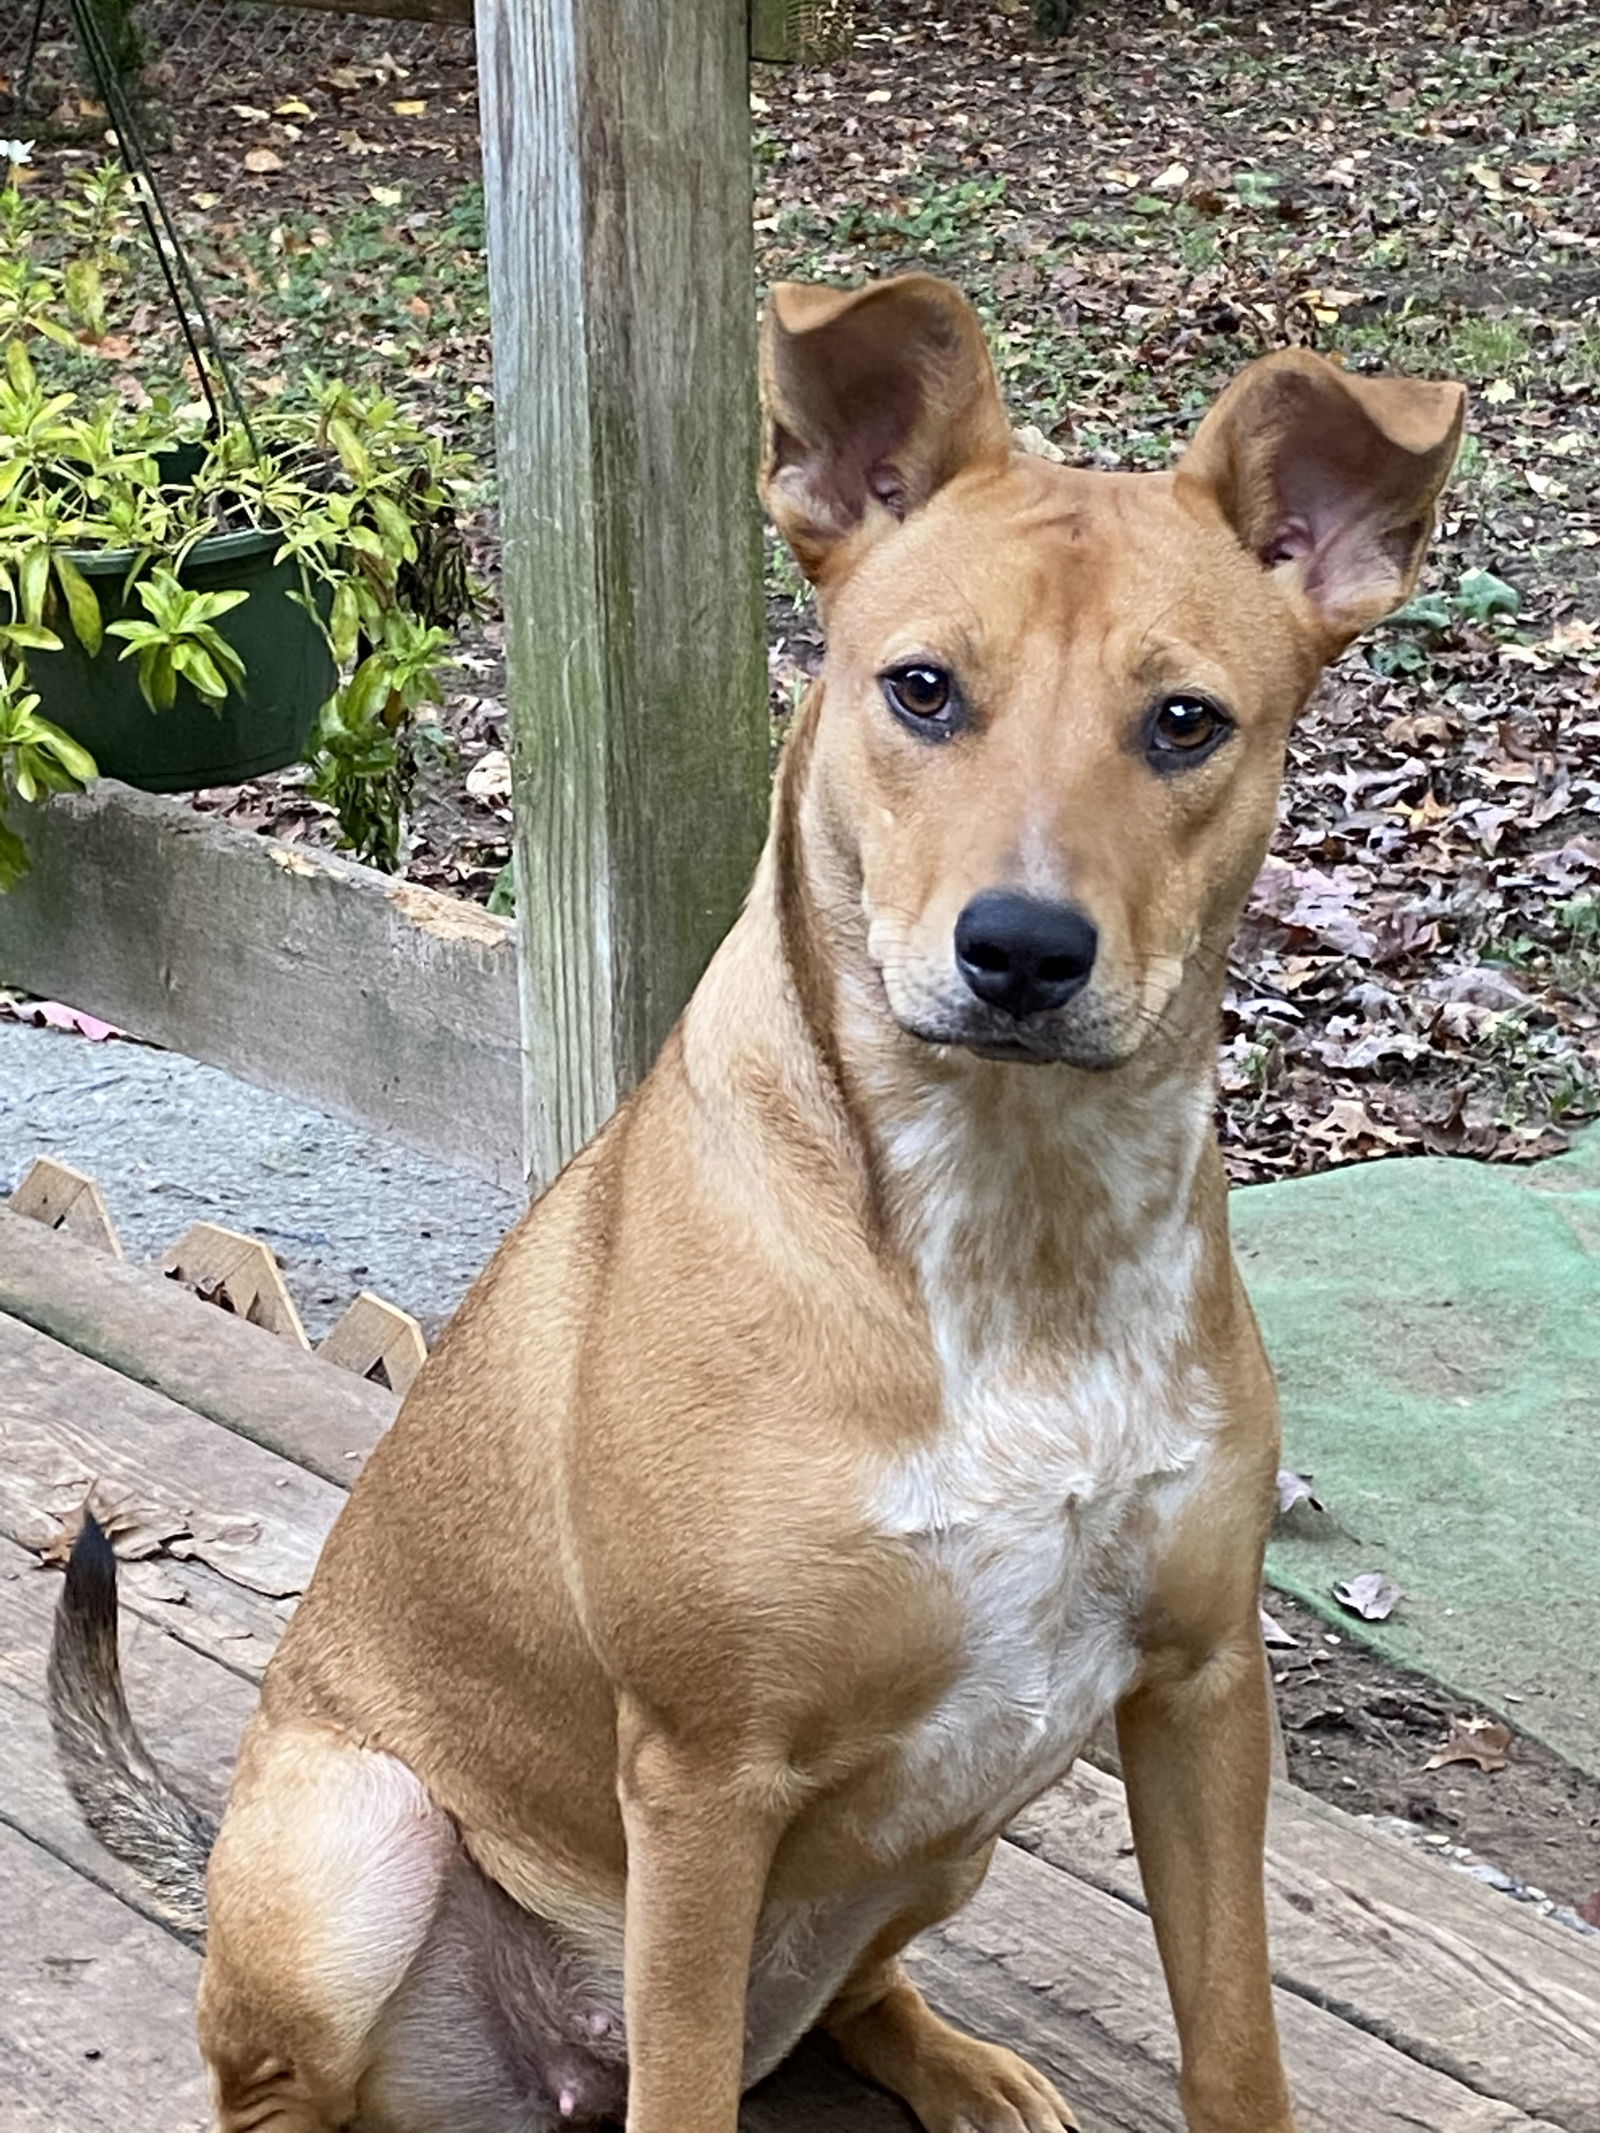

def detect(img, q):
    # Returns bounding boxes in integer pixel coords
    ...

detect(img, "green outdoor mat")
[1235,1130,1600,1777]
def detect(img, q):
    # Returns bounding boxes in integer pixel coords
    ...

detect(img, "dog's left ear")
[1176,350,1466,649]
[760,274,1013,583]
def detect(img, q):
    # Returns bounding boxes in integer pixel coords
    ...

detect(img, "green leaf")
[52,553,103,656]
[19,544,49,626]
[2,622,64,652]
[486,861,517,918]
[369,492,415,560]
[194,586,250,622]
[1457,568,1520,624]
[136,645,176,714]
[330,577,361,664]
[1389,592,1453,632]
[328,416,373,486]
[31,717,97,784]
[5,339,37,397]
[172,642,229,702]
[63,258,106,339]
[343,652,391,727]
[0,813,29,893]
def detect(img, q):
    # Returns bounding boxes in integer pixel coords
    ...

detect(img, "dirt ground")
[1266,1592,1600,1924]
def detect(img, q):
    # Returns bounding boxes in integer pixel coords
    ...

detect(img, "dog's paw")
[918,2036,1079,2133]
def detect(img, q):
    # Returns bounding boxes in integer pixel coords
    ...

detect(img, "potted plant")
[0,155,473,882]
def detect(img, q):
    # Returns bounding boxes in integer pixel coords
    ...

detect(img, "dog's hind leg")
[199,1719,453,2133]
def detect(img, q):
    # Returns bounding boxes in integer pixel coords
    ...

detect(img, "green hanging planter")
[25,524,336,795]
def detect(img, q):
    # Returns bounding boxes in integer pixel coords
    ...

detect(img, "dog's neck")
[685,699,1226,1374]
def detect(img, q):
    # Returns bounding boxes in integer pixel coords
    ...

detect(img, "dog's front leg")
[618,1696,784,2133]
[1116,1635,1297,2133]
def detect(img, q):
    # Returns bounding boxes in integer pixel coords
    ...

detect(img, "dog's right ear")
[760,275,1012,583]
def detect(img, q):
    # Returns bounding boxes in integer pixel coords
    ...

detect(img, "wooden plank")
[0,1311,343,1606]
[0,1825,210,2133]
[160,1221,311,1347]
[1011,1762,1600,2131]
[0,1536,255,1925]
[0,1207,394,1486]
[0,781,524,1188]
[477,0,770,1185]
[915,1838,1566,2133]
[8,1156,123,1255]
[319,1289,428,1397]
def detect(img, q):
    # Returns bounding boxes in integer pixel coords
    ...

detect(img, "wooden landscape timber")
[0,1180,396,1480]
[0,782,523,1188]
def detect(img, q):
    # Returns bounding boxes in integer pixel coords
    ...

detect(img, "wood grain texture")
[8,1157,123,1255]
[476,0,770,1184]
[319,1289,428,1398]
[1012,1761,1600,2132]
[0,1826,210,2133]
[0,1209,394,1485]
[0,781,523,1187]
[915,1837,1567,2133]
[0,1312,344,1605]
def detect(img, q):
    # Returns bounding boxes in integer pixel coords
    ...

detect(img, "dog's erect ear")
[760,275,1013,582]
[1176,349,1466,648]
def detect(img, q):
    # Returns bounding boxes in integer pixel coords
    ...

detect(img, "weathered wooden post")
[475,0,770,1189]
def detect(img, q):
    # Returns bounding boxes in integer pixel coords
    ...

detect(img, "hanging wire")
[14,0,51,123]
[67,0,260,455]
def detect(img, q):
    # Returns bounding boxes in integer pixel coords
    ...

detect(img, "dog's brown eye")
[883,662,953,726]
[1148,693,1230,765]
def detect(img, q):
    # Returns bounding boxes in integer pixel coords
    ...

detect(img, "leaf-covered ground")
[23,0,1600,1183]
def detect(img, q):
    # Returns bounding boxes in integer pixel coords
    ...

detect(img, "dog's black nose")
[954,892,1098,1019]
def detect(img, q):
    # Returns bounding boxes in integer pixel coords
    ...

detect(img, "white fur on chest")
[863,1069,1218,1863]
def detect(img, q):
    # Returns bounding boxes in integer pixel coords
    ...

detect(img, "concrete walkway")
[0,1020,521,1341]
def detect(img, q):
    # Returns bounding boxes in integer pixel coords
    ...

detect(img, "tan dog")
[52,275,1464,2133]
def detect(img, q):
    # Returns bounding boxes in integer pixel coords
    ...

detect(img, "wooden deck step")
[0,1824,211,2133]
[1016,1769,1600,2130]
[0,1311,344,1677]
[6,1534,1595,2126]
[4,1298,1597,2128]
[0,1205,394,1485]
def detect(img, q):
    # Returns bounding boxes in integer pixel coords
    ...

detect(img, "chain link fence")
[2,2,475,126]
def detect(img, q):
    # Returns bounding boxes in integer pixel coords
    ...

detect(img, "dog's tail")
[48,1513,216,1939]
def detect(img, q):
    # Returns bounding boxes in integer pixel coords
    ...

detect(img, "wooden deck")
[3,1200,1599,2132]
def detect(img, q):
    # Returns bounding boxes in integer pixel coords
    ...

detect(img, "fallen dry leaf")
[1333,1571,1402,1622]
[242,146,284,175]
[1426,1716,1513,1774]
[1578,1889,1600,1930]
[465,747,512,803]
[1,997,126,1041]
[1260,1603,1299,1650]
[1276,1469,1324,1517]
[34,1479,190,1568]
